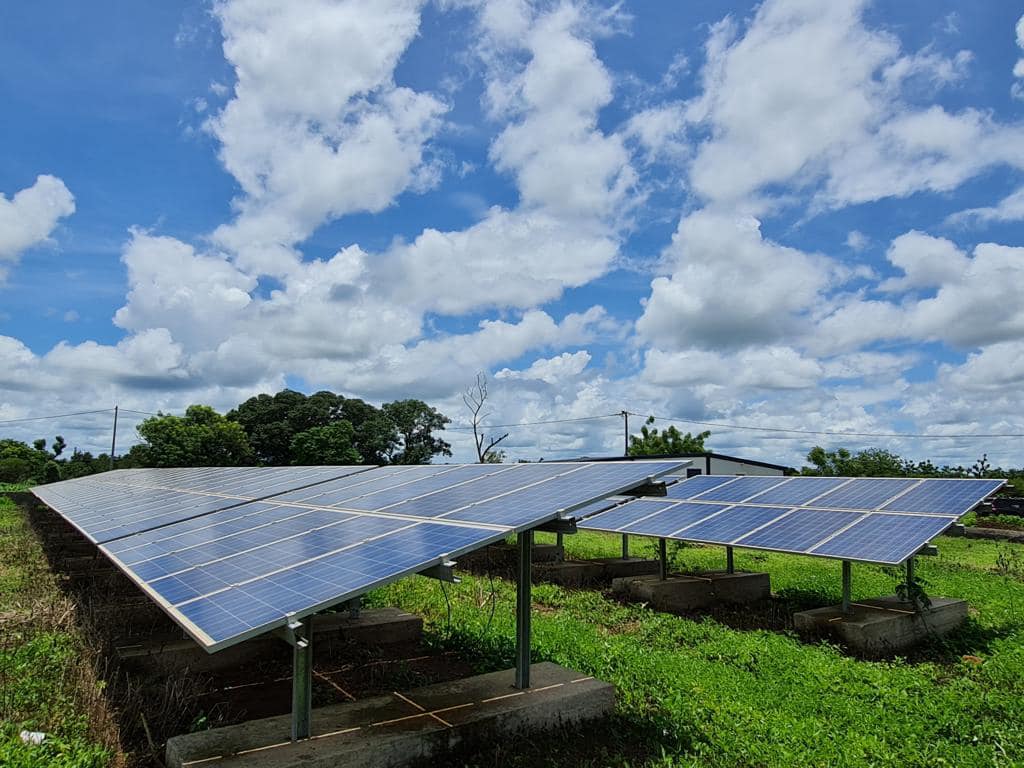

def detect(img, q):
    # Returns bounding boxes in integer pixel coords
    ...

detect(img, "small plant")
[894,577,932,609]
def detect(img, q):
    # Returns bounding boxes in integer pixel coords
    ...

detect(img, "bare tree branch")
[463,372,508,463]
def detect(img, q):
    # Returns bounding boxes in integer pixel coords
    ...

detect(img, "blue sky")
[1,0,1023,468]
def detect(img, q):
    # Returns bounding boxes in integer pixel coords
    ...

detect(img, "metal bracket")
[537,518,577,534]
[419,560,460,584]
[623,480,667,497]
[945,523,966,538]
[276,618,310,649]
[916,544,938,557]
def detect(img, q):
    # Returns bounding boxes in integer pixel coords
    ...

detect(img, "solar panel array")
[579,475,1003,565]
[34,461,683,650]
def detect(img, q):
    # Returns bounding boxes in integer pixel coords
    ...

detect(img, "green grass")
[0,497,113,768]
[368,530,1024,767]
[0,483,31,493]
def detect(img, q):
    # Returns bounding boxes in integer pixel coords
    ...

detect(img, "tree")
[290,421,361,465]
[228,389,418,465]
[51,435,66,458]
[0,438,53,483]
[803,446,907,477]
[462,373,508,463]
[128,405,254,467]
[629,416,710,456]
[382,399,452,464]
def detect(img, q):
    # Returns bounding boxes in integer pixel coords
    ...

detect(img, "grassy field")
[3,490,1024,767]
[369,530,1024,768]
[0,483,31,493]
[0,495,116,768]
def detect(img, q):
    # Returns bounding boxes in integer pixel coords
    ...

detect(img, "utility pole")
[621,410,629,456]
[109,406,119,470]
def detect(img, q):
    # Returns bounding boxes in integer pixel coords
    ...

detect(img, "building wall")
[707,457,785,476]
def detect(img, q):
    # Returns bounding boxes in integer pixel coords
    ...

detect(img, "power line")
[0,408,113,425]
[630,411,1024,440]
[119,408,160,416]
[445,413,620,431]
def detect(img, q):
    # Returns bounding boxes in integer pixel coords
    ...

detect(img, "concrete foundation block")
[793,595,968,654]
[612,571,770,613]
[533,560,606,587]
[591,557,661,579]
[701,570,772,603]
[165,661,613,768]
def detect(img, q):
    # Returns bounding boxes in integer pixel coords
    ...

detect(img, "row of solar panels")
[579,474,1003,565]
[33,461,684,650]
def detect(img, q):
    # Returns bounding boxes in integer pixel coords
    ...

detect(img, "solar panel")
[664,474,735,499]
[881,478,1005,514]
[577,474,1002,565]
[744,476,850,506]
[35,460,685,650]
[689,476,789,503]
[32,466,375,544]
[811,478,920,510]
[810,513,953,564]
[621,502,730,537]
[733,508,864,553]
[674,505,789,544]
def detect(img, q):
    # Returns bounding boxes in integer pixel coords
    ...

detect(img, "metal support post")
[556,531,564,551]
[658,538,668,581]
[726,546,735,574]
[841,560,852,614]
[621,533,630,560]
[905,556,916,608]
[515,530,533,689]
[290,617,313,741]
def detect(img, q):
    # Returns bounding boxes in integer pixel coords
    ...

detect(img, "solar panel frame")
[38,460,687,652]
[577,473,1003,566]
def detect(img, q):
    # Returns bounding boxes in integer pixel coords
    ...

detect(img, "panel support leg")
[291,617,312,741]
[556,531,564,560]
[621,533,629,560]
[841,560,852,614]
[515,530,533,689]
[658,538,668,581]
[906,557,916,608]
[726,546,735,575]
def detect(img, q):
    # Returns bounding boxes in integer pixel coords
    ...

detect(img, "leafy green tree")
[128,405,254,467]
[229,389,404,465]
[0,438,53,483]
[382,399,452,464]
[290,421,361,465]
[629,416,710,456]
[803,446,907,477]
[51,435,66,457]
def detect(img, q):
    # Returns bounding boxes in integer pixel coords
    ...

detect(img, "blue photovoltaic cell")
[672,505,790,544]
[664,475,736,499]
[744,477,851,506]
[811,478,920,510]
[734,508,864,552]
[380,463,573,518]
[31,465,372,544]
[340,465,501,510]
[881,479,1004,515]
[621,502,731,537]
[579,499,681,532]
[689,476,789,503]
[811,513,953,564]
[268,465,436,506]
[447,462,684,526]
